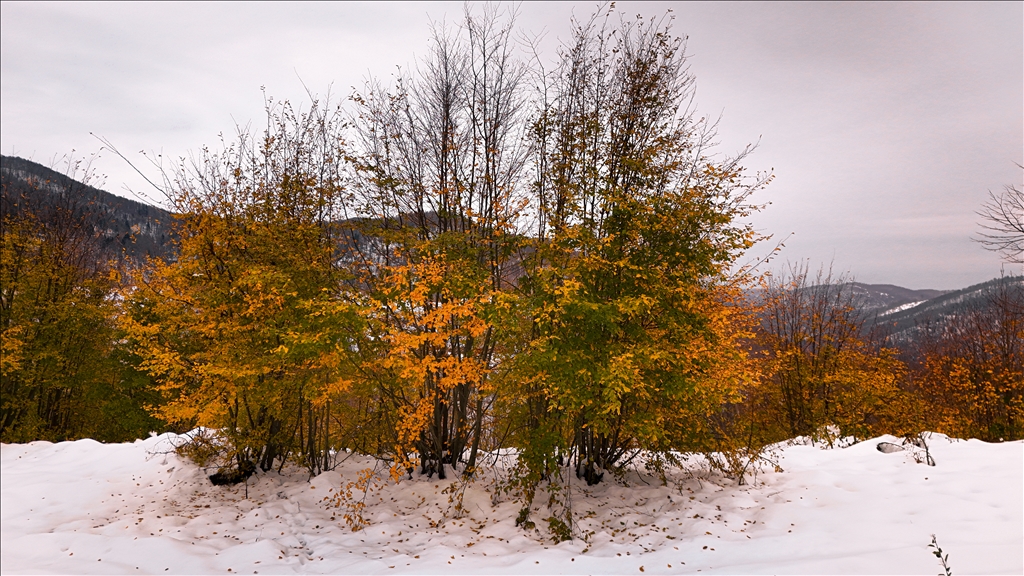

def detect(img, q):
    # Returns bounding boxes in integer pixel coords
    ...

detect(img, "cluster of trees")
[117,12,772,531]
[910,276,1023,442]
[2,6,1020,537]
[1,163,163,442]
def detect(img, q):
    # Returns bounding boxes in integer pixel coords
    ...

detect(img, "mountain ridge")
[870,275,1023,343]
[1,154,176,263]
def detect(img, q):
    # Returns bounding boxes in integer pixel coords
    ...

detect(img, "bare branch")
[975,182,1024,265]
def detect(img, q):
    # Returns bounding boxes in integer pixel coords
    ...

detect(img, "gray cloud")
[2,1,1020,289]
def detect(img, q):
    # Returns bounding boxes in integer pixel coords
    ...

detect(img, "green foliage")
[505,11,765,490]
[515,506,536,531]
[547,516,573,543]
[1,177,162,442]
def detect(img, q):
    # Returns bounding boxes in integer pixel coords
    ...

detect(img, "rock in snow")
[876,441,905,453]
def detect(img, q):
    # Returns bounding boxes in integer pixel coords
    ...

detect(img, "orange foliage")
[912,278,1024,441]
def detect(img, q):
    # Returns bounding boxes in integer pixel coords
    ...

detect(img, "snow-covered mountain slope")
[871,275,1023,342]
[2,433,1021,575]
[848,283,949,313]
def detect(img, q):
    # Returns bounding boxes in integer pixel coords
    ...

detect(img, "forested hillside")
[1,155,175,264]
[872,276,1023,341]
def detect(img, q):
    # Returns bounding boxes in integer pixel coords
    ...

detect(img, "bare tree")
[976,180,1024,266]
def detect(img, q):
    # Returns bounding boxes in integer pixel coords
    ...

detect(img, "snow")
[2,433,1021,575]
[881,301,925,316]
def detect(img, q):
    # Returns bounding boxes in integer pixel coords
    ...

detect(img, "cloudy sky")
[2,1,1020,289]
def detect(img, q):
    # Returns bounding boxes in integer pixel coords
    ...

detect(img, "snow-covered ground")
[2,433,1021,575]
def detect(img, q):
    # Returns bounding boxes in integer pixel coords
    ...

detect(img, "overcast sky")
[2,1,1021,289]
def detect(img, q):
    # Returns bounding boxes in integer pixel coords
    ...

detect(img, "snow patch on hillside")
[881,300,925,316]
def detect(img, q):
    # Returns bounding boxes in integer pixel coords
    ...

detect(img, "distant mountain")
[1,155,175,263]
[867,276,1023,343]
[847,283,950,314]
[747,276,1017,350]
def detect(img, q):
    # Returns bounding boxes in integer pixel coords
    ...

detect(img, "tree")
[913,276,1024,441]
[122,98,365,476]
[976,181,1024,266]
[505,9,766,510]
[346,5,531,480]
[751,263,909,443]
